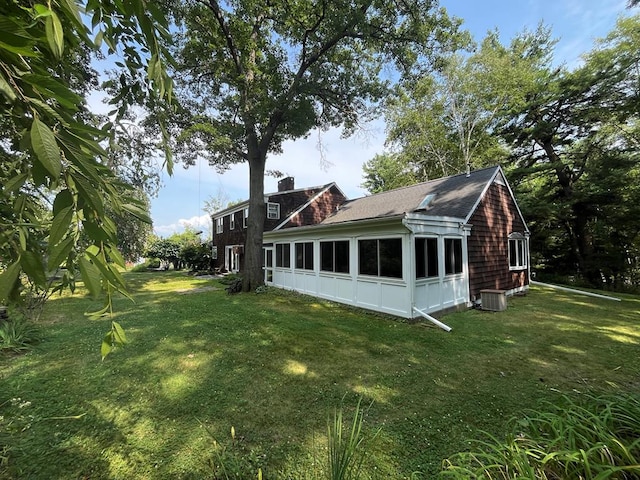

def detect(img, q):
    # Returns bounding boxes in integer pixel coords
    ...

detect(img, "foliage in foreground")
[442,393,640,479]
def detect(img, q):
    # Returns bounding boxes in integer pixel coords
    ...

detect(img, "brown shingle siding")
[211,183,347,270]
[467,183,528,298]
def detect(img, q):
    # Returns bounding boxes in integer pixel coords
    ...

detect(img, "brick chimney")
[277,176,295,192]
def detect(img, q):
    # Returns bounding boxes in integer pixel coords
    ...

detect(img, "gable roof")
[321,166,501,225]
[211,182,341,218]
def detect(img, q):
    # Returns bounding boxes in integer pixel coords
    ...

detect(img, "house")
[262,166,529,319]
[211,177,347,272]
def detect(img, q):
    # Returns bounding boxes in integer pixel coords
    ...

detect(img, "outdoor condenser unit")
[480,289,507,311]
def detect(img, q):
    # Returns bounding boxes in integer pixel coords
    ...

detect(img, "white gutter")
[531,281,621,302]
[412,307,452,332]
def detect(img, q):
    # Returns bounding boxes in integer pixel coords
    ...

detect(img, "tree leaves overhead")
[1,0,174,356]
[167,0,464,290]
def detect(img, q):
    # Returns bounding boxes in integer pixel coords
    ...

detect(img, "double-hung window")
[295,242,314,270]
[267,202,280,220]
[215,217,223,234]
[243,208,249,228]
[509,234,527,269]
[320,240,350,274]
[230,214,235,230]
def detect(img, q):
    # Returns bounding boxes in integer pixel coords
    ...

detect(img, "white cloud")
[154,214,212,238]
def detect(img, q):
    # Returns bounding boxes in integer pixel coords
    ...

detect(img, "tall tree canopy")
[366,15,640,288]
[165,0,464,290]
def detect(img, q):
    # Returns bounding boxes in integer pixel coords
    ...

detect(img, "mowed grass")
[1,272,639,479]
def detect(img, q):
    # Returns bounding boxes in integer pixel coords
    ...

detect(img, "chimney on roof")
[278,176,294,192]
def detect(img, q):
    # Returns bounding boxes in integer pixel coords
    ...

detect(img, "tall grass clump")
[327,398,379,480]
[442,393,640,479]
[0,315,40,354]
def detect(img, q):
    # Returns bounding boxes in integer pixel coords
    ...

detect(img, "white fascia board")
[264,214,406,240]
[212,201,249,219]
[272,183,333,231]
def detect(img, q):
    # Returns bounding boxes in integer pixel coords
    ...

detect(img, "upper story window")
[243,208,249,228]
[320,240,350,274]
[509,234,527,270]
[215,217,223,234]
[415,237,438,278]
[444,238,463,275]
[358,238,403,279]
[230,214,235,230]
[267,202,280,220]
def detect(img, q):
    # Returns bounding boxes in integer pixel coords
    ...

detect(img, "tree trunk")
[243,148,267,292]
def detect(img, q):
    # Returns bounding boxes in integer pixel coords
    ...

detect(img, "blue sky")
[146,0,632,238]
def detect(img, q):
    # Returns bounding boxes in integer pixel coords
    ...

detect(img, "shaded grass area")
[1,272,639,479]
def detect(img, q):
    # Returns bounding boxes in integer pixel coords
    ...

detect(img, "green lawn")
[1,272,639,479]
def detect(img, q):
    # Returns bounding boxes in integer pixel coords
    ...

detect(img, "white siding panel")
[355,280,380,308]
[381,284,409,314]
[334,278,354,302]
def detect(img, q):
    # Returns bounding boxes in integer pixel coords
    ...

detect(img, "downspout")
[412,307,452,332]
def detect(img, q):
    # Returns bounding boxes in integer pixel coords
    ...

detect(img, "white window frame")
[243,207,249,228]
[267,202,280,220]
[212,246,218,260]
[509,234,528,270]
[230,214,235,230]
[215,217,223,234]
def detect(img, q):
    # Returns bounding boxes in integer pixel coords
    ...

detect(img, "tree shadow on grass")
[2,277,639,478]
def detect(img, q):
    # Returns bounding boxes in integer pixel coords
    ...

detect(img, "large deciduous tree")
[166,0,463,291]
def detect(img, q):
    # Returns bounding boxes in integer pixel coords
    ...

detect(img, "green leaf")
[105,245,126,269]
[0,71,17,102]
[45,12,64,59]
[47,236,74,270]
[31,117,62,179]
[20,251,47,288]
[53,189,74,215]
[4,172,29,193]
[0,261,21,303]
[33,4,53,18]
[78,256,102,298]
[112,321,127,345]
[121,203,152,224]
[49,206,73,246]
[101,331,113,360]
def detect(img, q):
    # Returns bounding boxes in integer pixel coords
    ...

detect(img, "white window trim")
[230,214,235,230]
[508,234,528,270]
[215,217,223,234]
[243,207,249,228]
[267,202,280,220]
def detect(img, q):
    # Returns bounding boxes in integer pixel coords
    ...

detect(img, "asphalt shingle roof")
[321,166,500,225]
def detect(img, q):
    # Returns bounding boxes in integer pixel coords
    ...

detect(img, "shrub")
[0,315,41,354]
[442,393,640,479]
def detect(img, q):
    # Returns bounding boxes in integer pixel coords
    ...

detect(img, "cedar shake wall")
[281,185,347,228]
[212,185,347,269]
[467,183,528,299]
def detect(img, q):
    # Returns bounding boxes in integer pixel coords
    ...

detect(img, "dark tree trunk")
[243,147,267,292]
